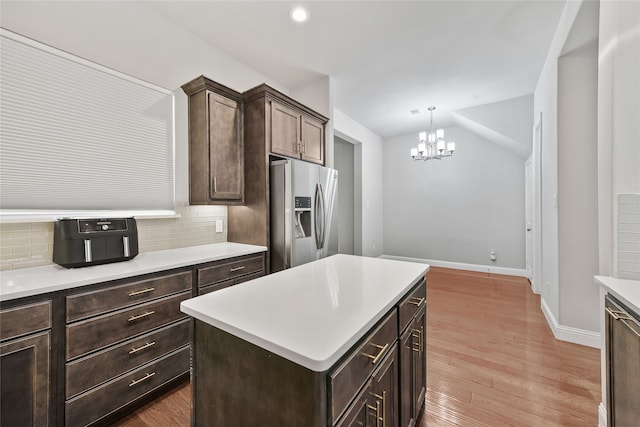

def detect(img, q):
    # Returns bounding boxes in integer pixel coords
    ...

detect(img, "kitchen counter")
[595,275,640,314]
[181,254,429,372]
[0,242,266,301]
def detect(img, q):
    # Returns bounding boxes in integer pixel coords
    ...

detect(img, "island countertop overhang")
[180,254,429,372]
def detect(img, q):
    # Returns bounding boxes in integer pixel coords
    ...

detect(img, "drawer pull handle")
[408,297,425,306]
[606,307,631,321]
[128,311,155,322]
[129,341,156,355]
[361,342,389,365]
[129,372,155,387]
[128,287,155,297]
[230,266,245,272]
[369,391,386,427]
[412,326,424,355]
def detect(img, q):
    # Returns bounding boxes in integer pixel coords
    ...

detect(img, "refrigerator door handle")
[315,183,326,250]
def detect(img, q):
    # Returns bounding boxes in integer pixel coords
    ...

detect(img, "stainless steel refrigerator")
[270,158,338,272]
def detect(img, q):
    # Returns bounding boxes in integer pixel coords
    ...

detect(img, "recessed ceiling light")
[291,6,309,23]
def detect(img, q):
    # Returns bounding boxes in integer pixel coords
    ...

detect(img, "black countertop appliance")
[53,218,139,268]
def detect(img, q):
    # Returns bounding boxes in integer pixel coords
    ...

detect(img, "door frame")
[529,112,543,294]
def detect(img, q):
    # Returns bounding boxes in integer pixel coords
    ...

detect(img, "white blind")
[0,29,175,217]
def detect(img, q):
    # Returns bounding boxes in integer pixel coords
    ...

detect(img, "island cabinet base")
[193,319,327,426]
[191,276,427,427]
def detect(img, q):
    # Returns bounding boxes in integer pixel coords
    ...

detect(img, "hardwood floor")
[112,267,601,426]
[422,267,600,427]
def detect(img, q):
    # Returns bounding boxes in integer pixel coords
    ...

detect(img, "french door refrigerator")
[270,158,338,272]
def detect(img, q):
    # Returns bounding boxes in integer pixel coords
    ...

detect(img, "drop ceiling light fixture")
[291,6,309,22]
[410,106,456,161]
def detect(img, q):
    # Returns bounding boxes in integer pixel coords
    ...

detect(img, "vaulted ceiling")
[144,1,566,139]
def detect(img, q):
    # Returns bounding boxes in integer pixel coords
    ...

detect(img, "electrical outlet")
[490,250,497,262]
[215,220,223,233]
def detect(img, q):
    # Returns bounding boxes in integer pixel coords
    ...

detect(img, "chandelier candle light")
[410,106,456,161]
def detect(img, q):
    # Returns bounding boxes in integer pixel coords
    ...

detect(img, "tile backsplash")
[618,194,640,280]
[0,203,227,271]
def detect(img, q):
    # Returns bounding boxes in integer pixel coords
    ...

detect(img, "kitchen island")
[181,254,429,426]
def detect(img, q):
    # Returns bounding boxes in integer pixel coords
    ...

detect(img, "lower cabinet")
[370,345,399,427]
[197,253,265,295]
[605,295,640,427]
[336,380,372,427]
[64,270,193,426]
[190,278,426,427]
[0,300,52,427]
[400,306,426,427]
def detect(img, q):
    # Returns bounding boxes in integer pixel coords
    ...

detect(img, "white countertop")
[0,242,266,301]
[595,275,640,314]
[180,254,429,372]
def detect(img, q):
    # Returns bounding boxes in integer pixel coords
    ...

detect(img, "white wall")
[534,0,602,345]
[533,0,584,325]
[557,40,599,332]
[334,109,384,257]
[598,0,640,278]
[383,127,525,269]
[334,138,355,255]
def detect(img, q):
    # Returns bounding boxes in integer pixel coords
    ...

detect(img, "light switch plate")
[216,220,223,233]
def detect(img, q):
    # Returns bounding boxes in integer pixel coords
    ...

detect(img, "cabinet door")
[208,92,244,202]
[606,299,640,427]
[270,100,301,159]
[301,115,324,165]
[336,380,372,427]
[0,331,50,427]
[400,328,413,427]
[412,308,426,421]
[400,306,426,427]
[371,345,398,427]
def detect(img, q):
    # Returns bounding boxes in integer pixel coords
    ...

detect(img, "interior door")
[525,158,534,287]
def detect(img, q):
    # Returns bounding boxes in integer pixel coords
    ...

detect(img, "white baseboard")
[541,298,601,349]
[598,402,607,427]
[379,255,528,277]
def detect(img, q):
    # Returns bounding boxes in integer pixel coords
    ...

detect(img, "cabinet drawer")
[197,255,264,286]
[66,292,190,360]
[66,271,192,322]
[66,319,191,398]
[65,346,189,427]
[329,309,398,424]
[199,279,235,296]
[236,270,265,284]
[0,300,51,341]
[398,278,426,334]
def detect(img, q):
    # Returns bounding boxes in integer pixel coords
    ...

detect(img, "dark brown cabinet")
[399,279,427,427]
[0,301,51,427]
[182,75,244,205]
[197,253,265,295]
[605,295,640,427]
[270,99,325,165]
[227,84,328,271]
[336,380,372,427]
[191,278,426,427]
[400,307,426,427]
[371,345,399,427]
[64,270,193,426]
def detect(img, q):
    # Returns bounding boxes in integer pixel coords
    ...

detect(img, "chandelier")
[410,106,455,161]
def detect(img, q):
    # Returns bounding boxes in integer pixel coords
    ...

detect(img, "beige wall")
[0,204,226,271]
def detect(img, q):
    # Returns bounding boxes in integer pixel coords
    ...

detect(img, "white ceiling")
[145,0,566,139]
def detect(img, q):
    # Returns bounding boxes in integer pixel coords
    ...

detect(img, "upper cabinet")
[270,99,325,165]
[182,76,244,205]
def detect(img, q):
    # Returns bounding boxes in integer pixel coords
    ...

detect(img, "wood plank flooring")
[113,267,601,426]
